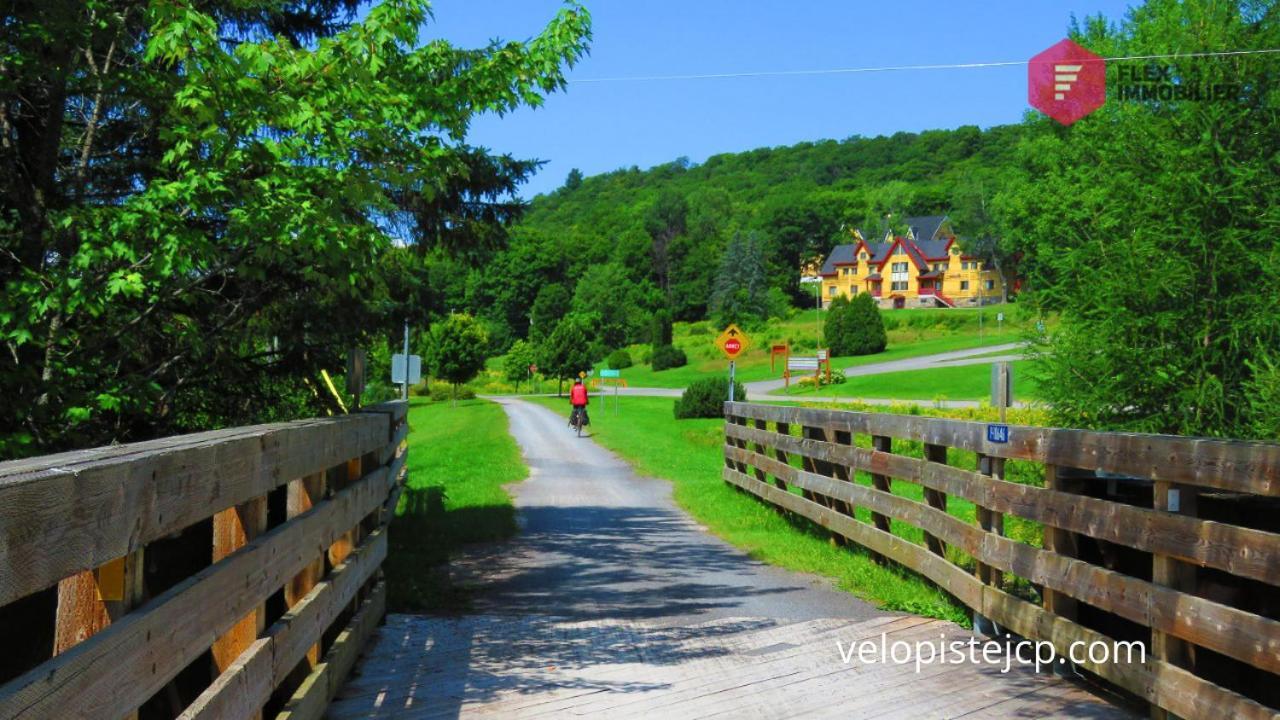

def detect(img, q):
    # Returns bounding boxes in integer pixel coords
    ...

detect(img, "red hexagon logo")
[1028,39,1106,125]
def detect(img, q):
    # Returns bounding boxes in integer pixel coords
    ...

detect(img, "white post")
[401,319,410,400]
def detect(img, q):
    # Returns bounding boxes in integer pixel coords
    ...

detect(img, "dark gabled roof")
[866,241,893,264]
[918,270,944,279]
[915,238,952,260]
[866,272,882,281]
[905,215,948,243]
[820,244,856,275]
[901,241,929,271]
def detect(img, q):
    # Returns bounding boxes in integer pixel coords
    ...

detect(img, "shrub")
[650,344,687,371]
[825,294,887,356]
[674,377,747,419]
[685,322,710,336]
[796,372,846,389]
[649,309,673,347]
[606,348,633,370]
[427,381,475,402]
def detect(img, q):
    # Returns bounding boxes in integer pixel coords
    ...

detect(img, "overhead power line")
[569,48,1280,84]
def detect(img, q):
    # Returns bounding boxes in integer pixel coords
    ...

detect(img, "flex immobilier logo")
[1028,39,1105,125]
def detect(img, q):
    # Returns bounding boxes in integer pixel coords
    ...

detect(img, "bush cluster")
[674,377,747,419]
[427,381,476,402]
[606,348,633,370]
[651,344,688,371]
[824,294,887,356]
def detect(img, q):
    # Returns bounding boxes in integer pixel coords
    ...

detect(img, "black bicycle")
[569,406,588,437]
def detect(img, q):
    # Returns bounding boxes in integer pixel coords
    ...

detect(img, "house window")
[860,252,868,260]
[828,286,837,296]
[985,280,995,290]
[961,280,970,291]
[890,261,909,289]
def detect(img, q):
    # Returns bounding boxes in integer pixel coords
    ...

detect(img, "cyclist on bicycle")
[569,377,589,430]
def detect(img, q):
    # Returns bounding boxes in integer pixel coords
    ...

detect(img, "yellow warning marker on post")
[714,324,751,402]
[714,324,751,360]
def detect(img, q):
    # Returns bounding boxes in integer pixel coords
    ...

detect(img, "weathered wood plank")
[726,422,1280,586]
[726,445,1279,720]
[983,588,1277,720]
[176,530,386,720]
[723,466,983,608]
[727,442,1280,675]
[0,461,393,719]
[0,413,389,606]
[276,581,386,720]
[726,402,1280,496]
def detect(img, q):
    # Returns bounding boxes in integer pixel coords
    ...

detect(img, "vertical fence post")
[287,471,328,668]
[833,426,856,521]
[1043,464,1081,676]
[53,547,147,718]
[772,420,791,491]
[868,435,893,535]
[1151,480,1199,720]
[922,443,948,558]
[212,496,269,690]
[750,418,770,487]
[973,452,1004,634]
[801,424,847,546]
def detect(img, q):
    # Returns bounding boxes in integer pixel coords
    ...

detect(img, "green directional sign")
[600,368,621,378]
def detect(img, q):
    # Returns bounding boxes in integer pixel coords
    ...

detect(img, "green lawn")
[775,359,1041,401]
[526,395,1049,624]
[602,330,1026,390]
[385,397,527,612]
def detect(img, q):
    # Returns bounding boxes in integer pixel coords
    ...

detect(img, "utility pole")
[401,319,410,400]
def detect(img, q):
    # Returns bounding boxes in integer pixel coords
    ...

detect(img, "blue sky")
[424,1,1136,198]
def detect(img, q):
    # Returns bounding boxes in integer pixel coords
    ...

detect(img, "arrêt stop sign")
[724,338,741,354]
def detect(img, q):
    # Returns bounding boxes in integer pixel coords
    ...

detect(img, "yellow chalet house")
[819,215,1004,309]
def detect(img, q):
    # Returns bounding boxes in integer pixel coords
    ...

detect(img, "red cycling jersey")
[569,382,588,406]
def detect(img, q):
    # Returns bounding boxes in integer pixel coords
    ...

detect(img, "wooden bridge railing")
[0,400,409,720]
[722,401,1280,720]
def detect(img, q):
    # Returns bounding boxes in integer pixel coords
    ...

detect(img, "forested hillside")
[435,124,1024,350]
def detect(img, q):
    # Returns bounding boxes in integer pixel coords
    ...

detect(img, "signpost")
[990,361,1013,422]
[391,352,422,396]
[785,356,821,391]
[600,368,621,414]
[715,324,751,402]
[770,344,789,373]
[346,349,366,408]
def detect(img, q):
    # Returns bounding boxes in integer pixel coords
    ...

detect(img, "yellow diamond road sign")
[715,324,751,360]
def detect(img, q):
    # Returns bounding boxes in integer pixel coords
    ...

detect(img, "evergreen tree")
[825,294,886,356]
[709,232,770,328]
[564,168,584,191]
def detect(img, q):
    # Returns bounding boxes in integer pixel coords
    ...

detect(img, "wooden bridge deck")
[328,613,1129,719]
[327,400,1132,719]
